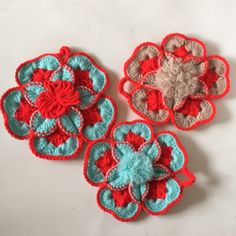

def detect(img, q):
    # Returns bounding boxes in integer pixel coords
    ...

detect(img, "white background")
[0,0,236,235]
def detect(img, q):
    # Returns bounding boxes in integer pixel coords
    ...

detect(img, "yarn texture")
[84,120,195,222]
[1,46,116,160]
[119,33,230,130]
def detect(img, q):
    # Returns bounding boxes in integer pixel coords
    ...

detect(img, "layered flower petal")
[1,88,33,139]
[143,178,181,215]
[97,186,141,222]
[172,98,216,130]
[129,183,149,202]
[50,66,75,83]
[24,82,45,106]
[138,141,160,162]
[113,143,135,162]
[77,86,96,110]
[124,42,162,82]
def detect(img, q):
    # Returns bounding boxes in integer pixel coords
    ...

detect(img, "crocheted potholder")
[84,120,195,222]
[1,47,116,160]
[119,33,230,130]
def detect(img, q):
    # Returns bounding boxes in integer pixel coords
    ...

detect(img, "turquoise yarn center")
[118,152,154,185]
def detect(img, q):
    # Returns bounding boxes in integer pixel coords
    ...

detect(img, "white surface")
[0,0,236,235]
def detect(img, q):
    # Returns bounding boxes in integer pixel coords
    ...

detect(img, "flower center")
[36,81,80,119]
[118,152,154,185]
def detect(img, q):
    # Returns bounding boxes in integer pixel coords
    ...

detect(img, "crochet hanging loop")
[59,46,71,64]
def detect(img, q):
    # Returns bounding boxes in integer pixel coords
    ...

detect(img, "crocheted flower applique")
[84,120,195,221]
[119,33,230,130]
[1,47,116,160]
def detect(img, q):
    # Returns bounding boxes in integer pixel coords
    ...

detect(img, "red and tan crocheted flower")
[84,120,195,222]
[1,47,116,160]
[120,33,230,130]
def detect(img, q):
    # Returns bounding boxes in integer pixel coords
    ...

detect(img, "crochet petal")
[29,132,82,160]
[156,131,186,172]
[67,54,108,95]
[172,98,215,130]
[77,86,96,110]
[153,164,171,180]
[124,42,162,82]
[1,88,32,139]
[30,111,57,136]
[129,87,170,125]
[82,96,116,141]
[24,82,45,106]
[162,33,206,58]
[106,166,129,189]
[112,120,153,143]
[129,183,149,202]
[16,55,60,85]
[84,140,117,186]
[50,66,74,83]
[143,178,181,215]
[200,55,230,99]
[97,186,141,222]
[113,143,135,162]
[138,141,160,162]
[58,108,83,136]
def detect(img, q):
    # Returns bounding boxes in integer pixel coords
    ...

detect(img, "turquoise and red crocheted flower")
[119,33,230,130]
[84,120,195,221]
[1,47,116,160]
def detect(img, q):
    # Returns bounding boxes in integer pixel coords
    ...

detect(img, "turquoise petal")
[32,135,80,157]
[144,179,181,213]
[157,133,185,171]
[83,97,115,140]
[113,143,135,161]
[153,164,170,179]
[2,89,30,137]
[107,167,129,189]
[139,142,160,160]
[98,187,140,220]
[59,109,83,135]
[50,66,74,82]
[67,55,107,93]
[24,83,45,105]
[77,87,96,109]
[130,183,147,202]
[31,111,56,135]
[86,141,112,185]
[17,55,60,84]
[113,122,152,143]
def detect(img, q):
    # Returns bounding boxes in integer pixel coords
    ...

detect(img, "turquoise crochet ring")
[1,46,116,160]
[84,120,195,222]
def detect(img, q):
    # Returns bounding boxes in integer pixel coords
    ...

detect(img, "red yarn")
[36,81,80,118]
[74,70,93,89]
[172,45,189,58]
[178,99,202,117]
[124,131,146,150]
[158,145,173,167]
[95,150,117,176]
[200,69,218,89]
[32,69,53,84]
[111,188,133,207]
[146,180,167,200]
[146,90,164,111]
[15,99,36,124]
[47,128,69,146]
[140,57,158,76]
[81,106,102,127]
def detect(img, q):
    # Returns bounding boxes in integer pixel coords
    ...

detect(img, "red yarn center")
[124,131,146,150]
[32,69,54,84]
[140,57,158,76]
[15,99,36,124]
[146,90,164,111]
[47,128,69,146]
[178,99,202,117]
[81,106,102,127]
[95,150,117,176]
[172,45,189,58]
[146,180,167,200]
[158,145,173,167]
[36,81,80,119]
[112,188,132,207]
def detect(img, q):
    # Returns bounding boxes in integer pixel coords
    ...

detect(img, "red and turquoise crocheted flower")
[120,33,230,130]
[84,120,195,221]
[1,47,116,160]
